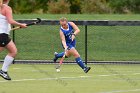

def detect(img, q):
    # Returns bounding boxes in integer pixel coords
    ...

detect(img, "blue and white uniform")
[60,22,76,49]
[54,21,91,73]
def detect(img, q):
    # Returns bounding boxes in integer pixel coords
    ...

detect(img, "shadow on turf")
[101,64,138,87]
[30,64,79,93]
[30,64,68,86]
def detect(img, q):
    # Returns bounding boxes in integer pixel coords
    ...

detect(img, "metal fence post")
[12,26,15,64]
[85,25,87,65]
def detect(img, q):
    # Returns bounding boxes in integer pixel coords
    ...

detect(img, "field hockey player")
[53,17,91,73]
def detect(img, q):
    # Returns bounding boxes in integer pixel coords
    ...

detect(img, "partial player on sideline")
[0,0,27,80]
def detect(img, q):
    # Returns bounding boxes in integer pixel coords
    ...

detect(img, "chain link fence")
[0,20,140,64]
[87,25,140,62]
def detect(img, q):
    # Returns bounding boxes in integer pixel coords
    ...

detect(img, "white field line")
[133,73,140,75]
[101,89,140,93]
[98,75,111,76]
[98,73,140,77]
[12,68,21,70]
[0,72,139,83]
[0,73,139,83]
[0,76,92,83]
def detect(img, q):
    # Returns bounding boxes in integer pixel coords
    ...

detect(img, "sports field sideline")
[0,64,139,93]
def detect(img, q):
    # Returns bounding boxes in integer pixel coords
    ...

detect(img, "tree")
[81,0,111,14]
[68,0,81,14]
[47,0,70,14]
[109,0,140,13]
[9,0,50,14]
[8,0,140,14]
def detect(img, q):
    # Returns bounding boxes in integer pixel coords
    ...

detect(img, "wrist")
[72,33,76,36]
[64,47,67,51]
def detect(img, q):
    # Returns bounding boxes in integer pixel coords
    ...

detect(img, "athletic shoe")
[84,67,91,73]
[53,52,58,62]
[0,70,11,80]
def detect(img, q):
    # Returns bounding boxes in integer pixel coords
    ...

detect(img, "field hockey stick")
[55,47,68,69]
[56,40,74,69]
[11,18,41,31]
[55,33,76,70]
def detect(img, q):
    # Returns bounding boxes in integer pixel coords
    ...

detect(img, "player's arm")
[69,22,80,41]
[69,22,80,35]
[60,30,67,50]
[4,5,27,28]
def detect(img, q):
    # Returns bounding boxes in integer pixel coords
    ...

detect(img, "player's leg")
[2,40,17,71]
[0,40,17,80]
[53,41,76,62]
[53,51,70,62]
[69,48,91,73]
[68,48,85,68]
[53,52,64,62]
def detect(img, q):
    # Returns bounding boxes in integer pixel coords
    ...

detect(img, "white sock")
[1,55,14,72]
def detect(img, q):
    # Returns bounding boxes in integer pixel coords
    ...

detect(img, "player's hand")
[71,34,75,41]
[64,46,68,51]
[20,23,27,28]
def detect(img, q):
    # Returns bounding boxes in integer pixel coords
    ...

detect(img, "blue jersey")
[60,22,76,49]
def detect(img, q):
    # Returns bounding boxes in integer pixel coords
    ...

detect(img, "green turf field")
[0,64,139,93]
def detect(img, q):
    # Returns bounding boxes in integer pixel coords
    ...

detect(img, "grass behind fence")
[3,25,139,61]
[14,14,140,20]
[88,26,140,61]
[0,14,140,61]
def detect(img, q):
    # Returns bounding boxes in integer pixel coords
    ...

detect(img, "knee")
[8,49,17,57]
[13,49,17,57]
[69,49,80,58]
[13,50,18,57]
[73,53,80,58]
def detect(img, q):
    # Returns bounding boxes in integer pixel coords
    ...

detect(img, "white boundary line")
[101,89,140,93]
[133,73,140,75]
[0,76,92,83]
[12,68,21,70]
[0,72,139,83]
[98,73,140,77]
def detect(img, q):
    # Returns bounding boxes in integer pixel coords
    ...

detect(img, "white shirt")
[0,14,11,34]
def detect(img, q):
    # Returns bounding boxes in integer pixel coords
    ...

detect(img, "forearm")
[8,19,23,26]
[69,22,80,35]
[62,40,67,49]
[73,29,80,35]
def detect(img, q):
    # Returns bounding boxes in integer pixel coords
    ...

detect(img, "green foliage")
[68,0,81,14]
[32,0,49,13]
[9,1,33,13]
[47,0,70,14]
[8,0,140,14]
[81,0,111,14]
[9,0,50,14]
[109,0,140,13]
